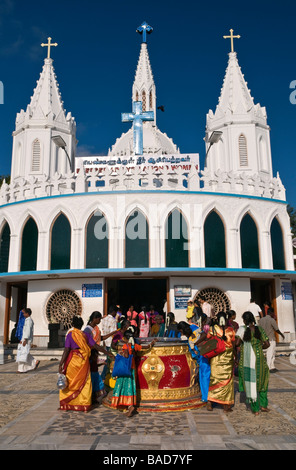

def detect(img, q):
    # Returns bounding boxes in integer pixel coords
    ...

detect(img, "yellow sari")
[207,325,235,405]
[59,329,92,412]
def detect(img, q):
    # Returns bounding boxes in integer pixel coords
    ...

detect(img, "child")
[111,329,156,417]
[186,300,194,321]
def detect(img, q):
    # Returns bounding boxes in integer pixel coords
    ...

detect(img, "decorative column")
[37,231,50,271]
[8,234,20,272]
[226,228,240,268]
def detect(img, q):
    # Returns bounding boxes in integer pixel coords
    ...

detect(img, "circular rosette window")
[46,289,82,330]
[196,287,231,315]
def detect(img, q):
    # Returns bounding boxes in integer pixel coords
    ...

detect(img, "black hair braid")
[242,311,262,342]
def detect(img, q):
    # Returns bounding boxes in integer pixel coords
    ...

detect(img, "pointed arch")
[50,213,71,270]
[20,217,39,272]
[125,209,149,268]
[204,210,226,268]
[0,221,10,273]
[270,217,285,270]
[85,210,109,269]
[240,213,260,269]
[165,209,189,268]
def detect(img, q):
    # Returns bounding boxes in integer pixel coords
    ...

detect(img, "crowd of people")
[14,295,286,418]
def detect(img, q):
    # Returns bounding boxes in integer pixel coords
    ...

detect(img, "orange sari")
[59,329,92,412]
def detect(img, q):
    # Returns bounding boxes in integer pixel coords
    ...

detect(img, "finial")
[223,29,241,53]
[41,37,58,59]
[136,22,153,44]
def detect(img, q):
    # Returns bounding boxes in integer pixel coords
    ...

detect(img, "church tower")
[132,22,156,124]
[11,38,77,183]
[205,30,273,178]
[109,23,179,156]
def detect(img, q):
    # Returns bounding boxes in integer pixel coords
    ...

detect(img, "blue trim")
[0,190,287,210]
[0,267,295,278]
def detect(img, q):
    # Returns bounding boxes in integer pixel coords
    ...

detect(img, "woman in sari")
[205,312,236,413]
[111,328,156,417]
[236,311,270,415]
[84,311,117,346]
[177,319,211,403]
[138,307,151,338]
[59,316,113,412]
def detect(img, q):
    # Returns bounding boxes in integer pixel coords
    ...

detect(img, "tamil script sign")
[75,153,199,174]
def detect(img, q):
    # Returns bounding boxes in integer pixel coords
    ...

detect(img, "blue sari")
[188,324,211,402]
[16,311,25,340]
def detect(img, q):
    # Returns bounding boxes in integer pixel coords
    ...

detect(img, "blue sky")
[0,0,296,206]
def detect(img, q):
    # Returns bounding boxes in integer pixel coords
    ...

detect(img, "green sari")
[237,325,269,412]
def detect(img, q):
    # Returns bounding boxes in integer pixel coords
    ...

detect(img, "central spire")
[133,22,156,125]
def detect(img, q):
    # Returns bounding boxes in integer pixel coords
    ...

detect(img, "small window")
[239,134,248,167]
[31,139,41,172]
[149,91,153,109]
[142,90,146,112]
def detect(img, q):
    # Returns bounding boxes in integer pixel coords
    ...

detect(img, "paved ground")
[0,355,296,452]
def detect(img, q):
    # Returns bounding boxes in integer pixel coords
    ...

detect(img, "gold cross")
[223,29,241,53]
[41,37,58,59]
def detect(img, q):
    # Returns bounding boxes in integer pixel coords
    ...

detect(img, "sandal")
[206,402,213,412]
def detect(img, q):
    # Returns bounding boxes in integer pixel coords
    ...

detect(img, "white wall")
[27,277,104,346]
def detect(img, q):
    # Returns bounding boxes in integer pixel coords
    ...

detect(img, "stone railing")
[0,165,286,205]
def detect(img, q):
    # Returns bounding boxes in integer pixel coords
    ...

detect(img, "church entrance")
[4,282,28,344]
[250,279,276,318]
[106,278,168,319]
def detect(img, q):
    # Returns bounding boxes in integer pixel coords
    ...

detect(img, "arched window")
[204,211,226,268]
[149,91,153,109]
[142,90,146,112]
[50,213,71,270]
[259,136,268,171]
[240,213,260,269]
[165,209,189,268]
[125,210,149,268]
[31,139,41,172]
[86,211,109,269]
[239,134,248,167]
[20,218,38,272]
[0,222,10,273]
[14,142,22,177]
[135,91,139,101]
[270,217,285,270]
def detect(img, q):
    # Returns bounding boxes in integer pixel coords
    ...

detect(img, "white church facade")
[0,25,295,346]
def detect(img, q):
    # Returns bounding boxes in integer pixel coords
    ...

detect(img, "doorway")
[250,279,276,318]
[106,278,168,317]
[4,282,28,344]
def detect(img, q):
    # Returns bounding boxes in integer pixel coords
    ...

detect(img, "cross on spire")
[41,37,58,59]
[136,22,153,43]
[223,29,241,53]
[122,101,154,155]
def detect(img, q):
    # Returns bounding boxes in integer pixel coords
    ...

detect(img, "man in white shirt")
[100,306,118,381]
[17,308,40,374]
[199,296,214,319]
[246,298,262,323]
[100,306,118,349]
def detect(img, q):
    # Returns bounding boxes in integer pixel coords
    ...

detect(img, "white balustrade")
[0,165,287,206]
